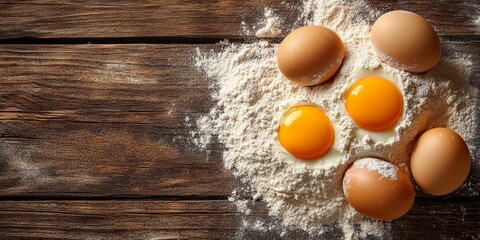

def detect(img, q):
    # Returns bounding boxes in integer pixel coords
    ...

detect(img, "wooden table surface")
[0,1,479,239]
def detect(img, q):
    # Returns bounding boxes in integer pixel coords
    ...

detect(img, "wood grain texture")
[0,199,478,240]
[0,0,301,40]
[0,44,236,197]
[0,0,478,40]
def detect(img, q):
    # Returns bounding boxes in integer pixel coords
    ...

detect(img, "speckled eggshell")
[410,128,471,196]
[371,10,441,73]
[277,25,345,86]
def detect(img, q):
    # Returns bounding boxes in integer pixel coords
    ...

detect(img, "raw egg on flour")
[277,25,346,86]
[277,104,344,168]
[343,157,415,220]
[343,70,404,142]
[345,76,403,131]
[278,105,334,160]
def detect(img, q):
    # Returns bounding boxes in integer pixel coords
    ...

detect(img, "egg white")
[340,68,404,143]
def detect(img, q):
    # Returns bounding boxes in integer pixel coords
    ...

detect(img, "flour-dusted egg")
[371,10,441,73]
[277,26,345,86]
[410,128,471,196]
[343,158,415,221]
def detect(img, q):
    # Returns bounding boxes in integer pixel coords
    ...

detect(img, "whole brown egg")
[343,157,415,221]
[410,128,471,195]
[277,26,345,86]
[371,10,441,73]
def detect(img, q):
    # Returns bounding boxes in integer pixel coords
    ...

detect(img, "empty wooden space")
[0,1,479,239]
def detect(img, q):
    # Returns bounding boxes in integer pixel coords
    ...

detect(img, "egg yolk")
[345,77,403,131]
[278,105,334,160]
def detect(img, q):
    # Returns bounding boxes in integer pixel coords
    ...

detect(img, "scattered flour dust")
[241,8,283,38]
[193,0,478,239]
[255,8,283,38]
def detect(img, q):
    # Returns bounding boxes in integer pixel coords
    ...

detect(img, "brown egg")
[343,158,415,221]
[371,10,441,73]
[410,128,471,196]
[277,26,345,86]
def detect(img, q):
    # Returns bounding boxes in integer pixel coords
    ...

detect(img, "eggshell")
[371,10,441,73]
[277,25,345,86]
[410,127,471,195]
[343,158,415,221]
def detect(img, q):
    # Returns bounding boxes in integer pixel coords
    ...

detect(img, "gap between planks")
[0,35,478,45]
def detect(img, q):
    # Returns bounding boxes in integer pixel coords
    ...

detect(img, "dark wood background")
[0,1,478,239]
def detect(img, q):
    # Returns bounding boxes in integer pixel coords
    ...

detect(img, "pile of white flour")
[192,0,478,238]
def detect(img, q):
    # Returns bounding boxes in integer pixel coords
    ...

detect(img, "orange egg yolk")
[278,105,334,160]
[345,76,403,131]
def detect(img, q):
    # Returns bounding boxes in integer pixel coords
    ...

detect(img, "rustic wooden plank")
[392,198,480,240]
[0,41,479,198]
[0,123,234,197]
[0,200,238,240]
[0,0,478,40]
[0,0,301,40]
[0,198,478,239]
[0,44,237,197]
